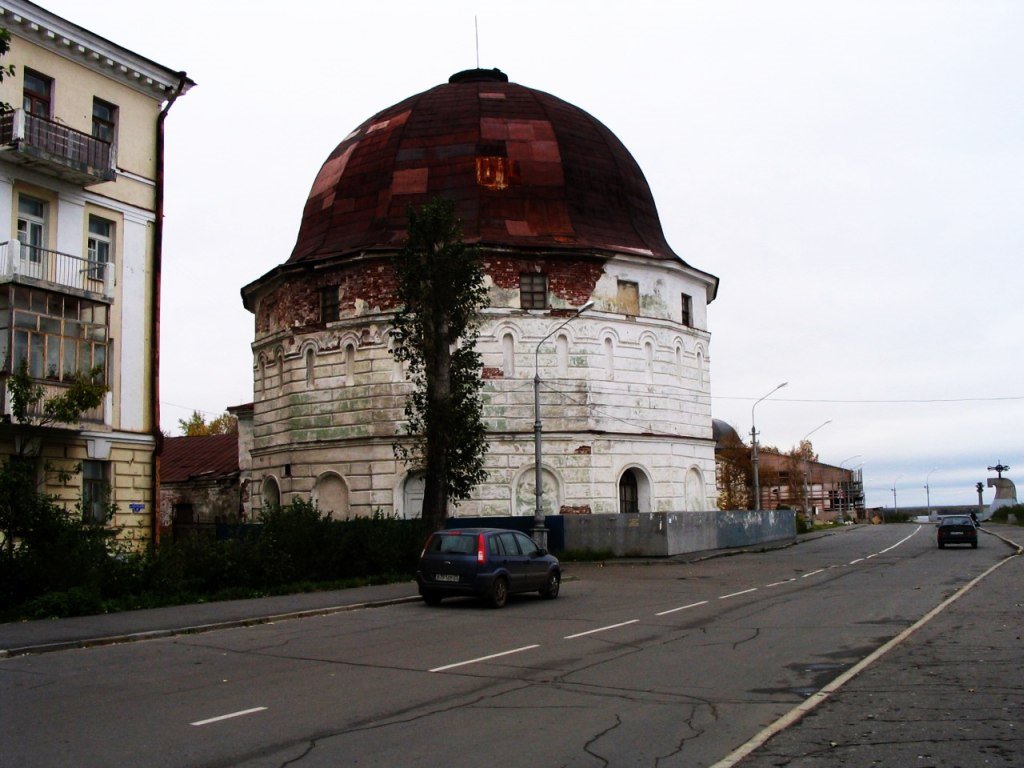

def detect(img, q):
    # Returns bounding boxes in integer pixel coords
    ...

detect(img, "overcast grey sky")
[43,0,1023,509]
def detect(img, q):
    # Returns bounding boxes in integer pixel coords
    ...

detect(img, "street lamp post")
[839,454,862,519]
[800,419,831,519]
[890,474,903,522]
[533,300,594,547]
[751,382,788,512]
[925,466,939,521]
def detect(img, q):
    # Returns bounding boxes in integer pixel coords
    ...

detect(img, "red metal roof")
[287,69,685,266]
[161,434,239,484]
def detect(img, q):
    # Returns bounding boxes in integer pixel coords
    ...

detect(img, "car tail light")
[477,534,486,564]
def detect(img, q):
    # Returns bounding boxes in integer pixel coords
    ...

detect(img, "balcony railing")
[0,376,106,425]
[0,241,112,299]
[0,109,116,186]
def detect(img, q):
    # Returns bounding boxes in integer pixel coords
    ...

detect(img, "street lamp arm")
[534,300,595,376]
[750,381,788,512]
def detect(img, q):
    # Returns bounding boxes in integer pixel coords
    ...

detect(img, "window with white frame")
[17,195,47,263]
[87,216,114,282]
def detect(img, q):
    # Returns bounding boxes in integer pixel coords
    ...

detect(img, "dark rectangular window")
[82,460,109,523]
[23,70,52,118]
[92,98,117,143]
[320,286,340,323]
[519,273,548,309]
[681,293,693,327]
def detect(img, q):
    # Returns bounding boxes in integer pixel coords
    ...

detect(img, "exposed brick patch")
[256,259,401,335]
[483,254,606,307]
[482,366,504,379]
[256,253,606,338]
[573,445,592,454]
[560,504,592,515]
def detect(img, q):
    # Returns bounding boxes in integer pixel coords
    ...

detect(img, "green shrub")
[990,504,1024,525]
[1,494,429,621]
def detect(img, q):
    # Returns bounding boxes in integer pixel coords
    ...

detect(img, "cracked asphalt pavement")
[731,526,1023,768]
[1,524,1021,767]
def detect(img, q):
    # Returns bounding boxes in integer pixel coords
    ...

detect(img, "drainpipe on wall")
[150,72,190,549]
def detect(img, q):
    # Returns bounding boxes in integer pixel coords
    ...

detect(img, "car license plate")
[949,531,963,536]
[435,574,460,582]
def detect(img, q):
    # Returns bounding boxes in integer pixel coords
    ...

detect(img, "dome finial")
[449,68,508,84]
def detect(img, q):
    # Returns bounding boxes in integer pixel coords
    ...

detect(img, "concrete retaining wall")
[563,509,796,557]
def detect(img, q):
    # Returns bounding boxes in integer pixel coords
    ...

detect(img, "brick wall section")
[257,260,401,335]
[257,254,608,336]
[484,254,607,308]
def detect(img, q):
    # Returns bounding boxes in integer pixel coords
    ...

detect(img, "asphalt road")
[0,524,1015,767]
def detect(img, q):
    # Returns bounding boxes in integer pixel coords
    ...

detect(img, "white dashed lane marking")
[191,707,267,727]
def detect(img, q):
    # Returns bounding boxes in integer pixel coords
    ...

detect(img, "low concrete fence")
[562,509,796,557]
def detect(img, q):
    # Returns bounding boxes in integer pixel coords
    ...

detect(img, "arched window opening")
[604,337,614,378]
[619,469,639,514]
[644,341,654,384]
[697,350,705,389]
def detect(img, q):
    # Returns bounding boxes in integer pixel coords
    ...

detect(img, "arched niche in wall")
[313,472,350,520]
[262,475,281,511]
[399,472,425,520]
[685,467,706,511]
[514,464,562,517]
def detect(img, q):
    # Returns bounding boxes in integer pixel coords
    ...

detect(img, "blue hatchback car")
[416,528,561,608]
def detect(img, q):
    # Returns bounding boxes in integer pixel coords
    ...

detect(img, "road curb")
[0,595,422,660]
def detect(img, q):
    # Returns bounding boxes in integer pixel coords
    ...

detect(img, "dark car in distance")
[416,528,561,608]
[937,516,978,549]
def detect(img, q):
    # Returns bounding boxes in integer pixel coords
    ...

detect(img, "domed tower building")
[241,69,719,520]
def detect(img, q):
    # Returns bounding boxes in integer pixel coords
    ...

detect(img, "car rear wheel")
[422,591,443,606]
[489,576,509,608]
[540,572,560,599]
[938,542,944,549]
[971,541,978,549]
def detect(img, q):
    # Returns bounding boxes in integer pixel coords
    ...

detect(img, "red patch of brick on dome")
[482,366,504,379]
[505,219,532,236]
[392,168,428,194]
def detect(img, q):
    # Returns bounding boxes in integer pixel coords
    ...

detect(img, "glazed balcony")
[0,109,116,186]
[0,241,113,301]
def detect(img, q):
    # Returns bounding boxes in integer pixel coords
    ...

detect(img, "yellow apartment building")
[0,1,192,544]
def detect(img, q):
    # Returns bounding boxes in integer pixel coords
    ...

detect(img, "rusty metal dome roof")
[287,69,687,266]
